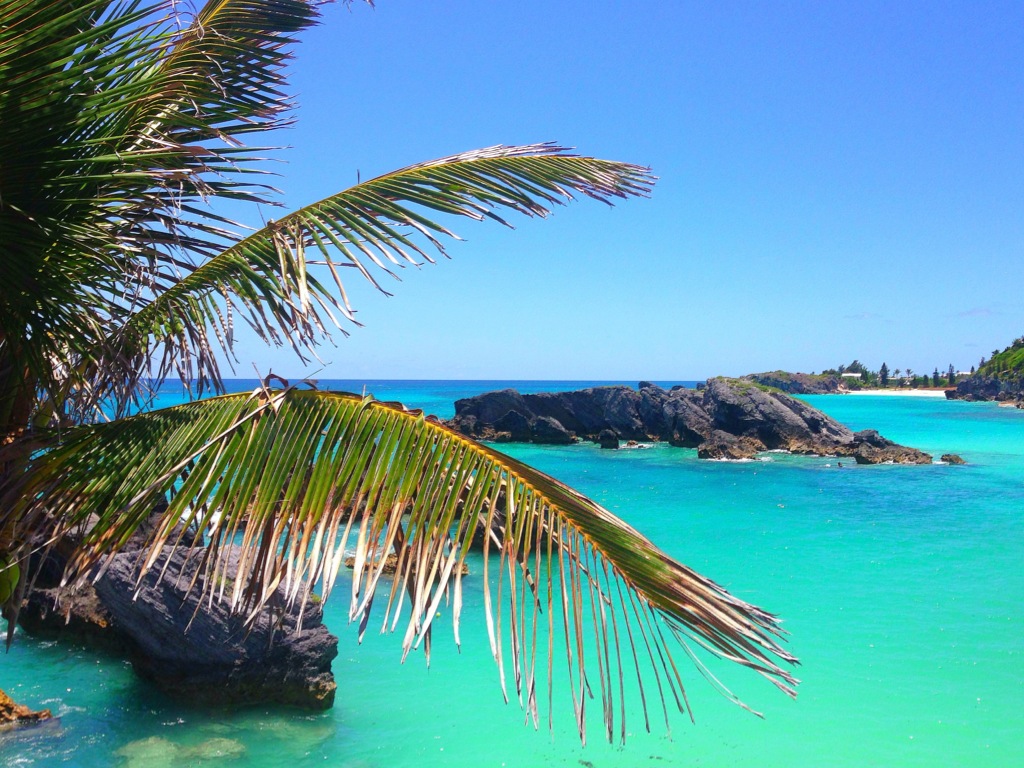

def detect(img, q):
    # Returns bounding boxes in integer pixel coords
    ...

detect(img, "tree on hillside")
[947,364,956,386]
[0,0,796,742]
[933,368,941,387]
[879,362,889,387]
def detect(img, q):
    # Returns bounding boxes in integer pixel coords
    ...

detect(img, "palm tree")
[0,0,796,743]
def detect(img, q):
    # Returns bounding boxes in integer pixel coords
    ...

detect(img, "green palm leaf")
[8,387,797,743]
[121,144,655,393]
[0,0,324,421]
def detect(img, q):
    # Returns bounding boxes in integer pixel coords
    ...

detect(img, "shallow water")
[2,384,1021,767]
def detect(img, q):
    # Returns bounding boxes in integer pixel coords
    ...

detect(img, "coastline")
[836,388,950,398]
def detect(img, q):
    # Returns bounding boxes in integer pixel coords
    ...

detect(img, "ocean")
[2,381,1021,767]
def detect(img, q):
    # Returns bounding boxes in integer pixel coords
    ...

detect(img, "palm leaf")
[119,144,654,395]
[0,0,327,424]
[7,386,797,743]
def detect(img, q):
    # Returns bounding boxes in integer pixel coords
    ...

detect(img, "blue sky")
[226,0,1024,380]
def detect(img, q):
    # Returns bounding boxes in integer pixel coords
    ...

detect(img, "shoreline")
[834,388,950,398]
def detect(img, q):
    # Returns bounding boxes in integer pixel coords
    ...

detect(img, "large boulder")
[492,409,532,442]
[697,431,766,460]
[21,535,338,711]
[93,545,338,709]
[529,415,575,445]
[848,430,931,465]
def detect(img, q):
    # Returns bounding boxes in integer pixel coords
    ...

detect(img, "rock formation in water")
[0,689,52,730]
[20,531,338,710]
[448,378,933,463]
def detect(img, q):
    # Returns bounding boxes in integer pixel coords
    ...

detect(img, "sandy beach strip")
[837,388,951,398]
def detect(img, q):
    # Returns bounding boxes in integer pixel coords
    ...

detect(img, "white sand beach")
[838,388,950,398]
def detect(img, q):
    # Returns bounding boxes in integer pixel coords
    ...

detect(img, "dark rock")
[492,409,531,442]
[20,519,194,655]
[947,375,1023,401]
[743,371,843,394]
[849,430,932,465]
[19,578,125,653]
[91,545,338,709]
[697,431,766,460]
[637,384,670,438]
[447,378,935,464]
[662,389,711,447]
[702,378,855,451]
[530,415,575,445]
[454,388,528,425]
[597,429,620,449]
[941,453,967,465]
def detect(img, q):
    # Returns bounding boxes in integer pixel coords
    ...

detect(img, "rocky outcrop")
[946,374,1024,402]
[849,430,931,465]
[21,536,338,710]
[448,379,934,463]
[0,689,52,730]
[941,453,967,465]
[94,545,338,709]
[19,544,125,653]
[742,371,843,394]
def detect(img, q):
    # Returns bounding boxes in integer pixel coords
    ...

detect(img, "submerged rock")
[115,736,181,768]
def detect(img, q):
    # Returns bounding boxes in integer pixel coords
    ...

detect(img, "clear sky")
[224,0,1024,381]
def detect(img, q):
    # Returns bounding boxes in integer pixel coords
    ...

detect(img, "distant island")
[446,378,958,464]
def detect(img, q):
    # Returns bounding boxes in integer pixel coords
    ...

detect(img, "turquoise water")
[2,384,1022,767]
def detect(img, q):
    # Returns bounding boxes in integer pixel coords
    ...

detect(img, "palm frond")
[0,0,326,424]
[7,387,797,743]
[119,144,655,396]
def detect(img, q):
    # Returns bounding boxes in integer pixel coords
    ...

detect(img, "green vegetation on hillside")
[977,337,1024,378]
